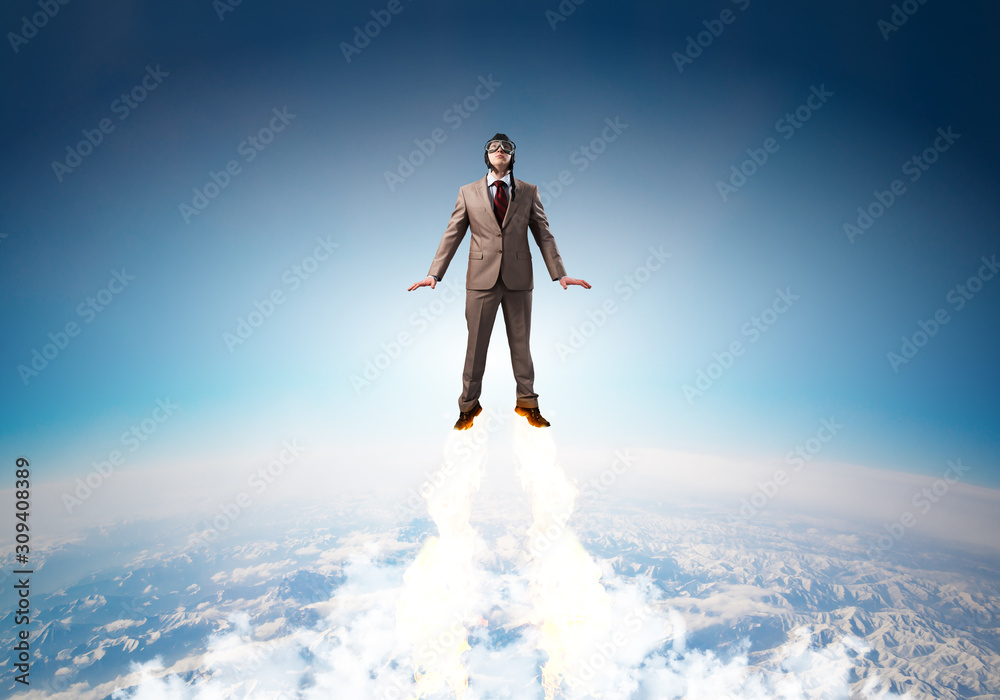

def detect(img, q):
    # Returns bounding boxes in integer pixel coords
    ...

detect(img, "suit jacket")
[428,175,567,291]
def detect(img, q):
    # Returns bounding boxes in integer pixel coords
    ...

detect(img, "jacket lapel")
[474,175,498,232]
[502,177,527,229]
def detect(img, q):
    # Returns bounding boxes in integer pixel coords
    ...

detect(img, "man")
[408,133,590,430]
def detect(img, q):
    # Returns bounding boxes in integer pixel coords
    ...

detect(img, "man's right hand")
[407,276,437,291]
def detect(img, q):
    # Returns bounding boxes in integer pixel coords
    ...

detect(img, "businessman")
[408,133,590,430]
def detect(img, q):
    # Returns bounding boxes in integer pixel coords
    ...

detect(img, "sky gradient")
[2,0,999,492]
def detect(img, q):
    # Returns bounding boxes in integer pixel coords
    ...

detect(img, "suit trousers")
[460,275,538,412]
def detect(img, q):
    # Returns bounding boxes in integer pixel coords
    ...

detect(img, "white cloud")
[104,425,925,700]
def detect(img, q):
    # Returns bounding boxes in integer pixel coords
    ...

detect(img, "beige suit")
[428,175,568,411]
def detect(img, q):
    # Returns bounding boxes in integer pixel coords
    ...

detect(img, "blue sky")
[2,0,999,487]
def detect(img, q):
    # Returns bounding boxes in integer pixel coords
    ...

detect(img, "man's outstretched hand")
[559,276,592,290]
[408,276,437,291]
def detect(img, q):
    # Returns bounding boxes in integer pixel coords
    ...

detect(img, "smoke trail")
[395,417,496,697]
[513,419,666,698]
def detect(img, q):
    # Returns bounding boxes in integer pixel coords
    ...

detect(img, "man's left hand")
[559,276,592,290]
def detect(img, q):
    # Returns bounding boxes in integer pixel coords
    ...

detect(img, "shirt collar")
[487,172,511,188]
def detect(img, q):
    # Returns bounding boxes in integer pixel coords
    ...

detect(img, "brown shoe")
[515,406,550,428]
[454,403,482,430]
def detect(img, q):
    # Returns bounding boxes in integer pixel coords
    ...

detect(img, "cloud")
[107,425,919,700]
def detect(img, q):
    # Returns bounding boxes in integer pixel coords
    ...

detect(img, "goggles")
[485,139,515,154]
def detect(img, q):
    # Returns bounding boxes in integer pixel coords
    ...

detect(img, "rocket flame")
[514,419,614,699]
[396,425,490,698]
[396,415,661,698]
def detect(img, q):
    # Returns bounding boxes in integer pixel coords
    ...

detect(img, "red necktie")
[493,180,508,226]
